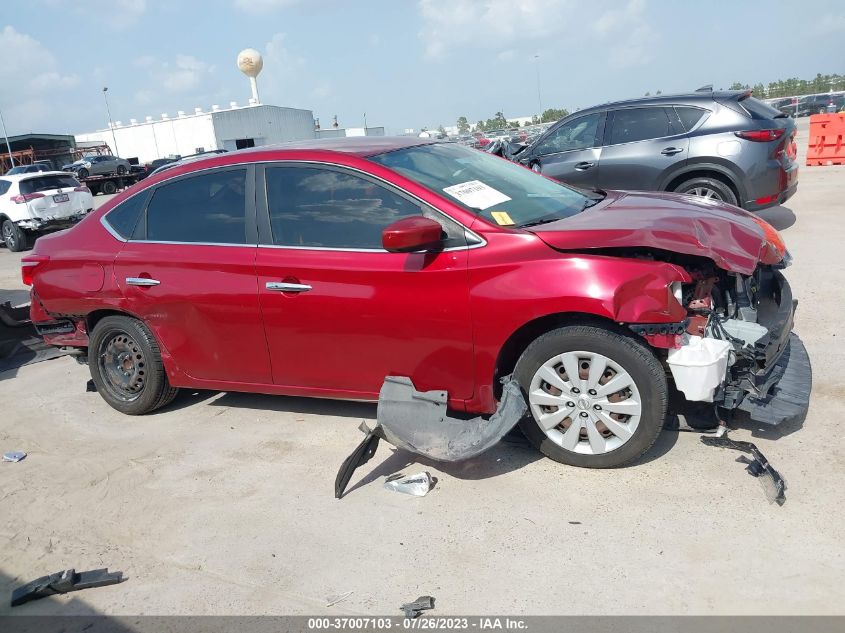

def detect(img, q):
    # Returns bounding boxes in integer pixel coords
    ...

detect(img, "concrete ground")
[0,119,842,616]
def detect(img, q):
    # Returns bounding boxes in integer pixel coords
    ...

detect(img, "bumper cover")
[737,333,811,426]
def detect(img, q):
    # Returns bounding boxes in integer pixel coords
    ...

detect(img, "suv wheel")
[2,219,29,252]
[530,162,541,173]
[673,177,737,206]
[89,316,179,415]
[514,325,667,468]
[77,167,89,179]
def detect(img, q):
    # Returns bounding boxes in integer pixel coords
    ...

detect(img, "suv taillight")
[735,129,785,142]
[10,192,46,204]
[73,185,90,194]
[21,255,50,286]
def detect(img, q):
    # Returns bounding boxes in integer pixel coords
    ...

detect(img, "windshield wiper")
[518,215,562,228]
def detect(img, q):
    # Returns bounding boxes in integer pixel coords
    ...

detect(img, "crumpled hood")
[527,190,785,275]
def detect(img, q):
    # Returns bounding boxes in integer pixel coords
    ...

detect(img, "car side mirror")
[382,217,444,253]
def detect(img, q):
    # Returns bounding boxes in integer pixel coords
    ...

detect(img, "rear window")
[19,175,80,195]
[738,96,783,120]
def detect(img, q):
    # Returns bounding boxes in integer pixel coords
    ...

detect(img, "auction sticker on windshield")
[443,180,511,210]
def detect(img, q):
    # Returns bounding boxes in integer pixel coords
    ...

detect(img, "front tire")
[673,176,737,206]
[77,167,89,179]
[514,325,667,468]
[2,219,29,252]
[89,316,179,415]
[116,165,127,175]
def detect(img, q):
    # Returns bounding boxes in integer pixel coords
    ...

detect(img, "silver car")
[63,155,131,179]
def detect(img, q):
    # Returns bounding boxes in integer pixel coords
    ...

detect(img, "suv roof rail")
[695,84,713,92]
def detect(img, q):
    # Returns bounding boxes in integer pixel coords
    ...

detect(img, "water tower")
[237,48,263,105]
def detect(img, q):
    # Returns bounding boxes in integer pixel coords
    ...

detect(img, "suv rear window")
[19,175,80,195]
[738,96,782,120]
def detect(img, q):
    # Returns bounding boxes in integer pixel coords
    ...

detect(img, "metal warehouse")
[74,103,317,164]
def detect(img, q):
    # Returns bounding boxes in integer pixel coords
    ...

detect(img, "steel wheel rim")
[98,332,146,402]
[528,350,642,455]
[531,163,541,173]
[688,186,722,201]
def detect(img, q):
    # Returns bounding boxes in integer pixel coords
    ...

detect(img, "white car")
[0,172,94,252]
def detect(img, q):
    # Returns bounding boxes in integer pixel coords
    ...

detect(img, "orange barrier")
[806,113,845,166]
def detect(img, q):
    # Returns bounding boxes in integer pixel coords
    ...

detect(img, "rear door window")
[0,180,10,195]
[105,192,149,239]
[142,169,247,244]
[19,175,80,194]
[608,107,673,145]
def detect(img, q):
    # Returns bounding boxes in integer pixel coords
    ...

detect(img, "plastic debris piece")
[401,595,435,619]
[3,451,26,462]
[11,568,123,607]
[326,591,354,607]
[383,472,433,497]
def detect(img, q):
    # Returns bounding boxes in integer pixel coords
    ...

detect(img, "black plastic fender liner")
[11,568,123,607]
[701,434,787,506]
[334,376,527,499]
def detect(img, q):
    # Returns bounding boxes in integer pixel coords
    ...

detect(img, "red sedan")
[23,137,809,468]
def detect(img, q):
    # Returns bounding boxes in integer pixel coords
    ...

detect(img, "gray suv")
[63,155,131,179]
[517,90,798,211]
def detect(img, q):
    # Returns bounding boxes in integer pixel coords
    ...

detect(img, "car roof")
[570,89,749,116]
[1,171,76,181]
[240,136,438,158]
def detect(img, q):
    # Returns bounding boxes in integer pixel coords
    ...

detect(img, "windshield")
[369,143,596,227]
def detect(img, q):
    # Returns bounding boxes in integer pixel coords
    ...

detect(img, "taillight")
[21,255,50,286]
[10,192,46,204]
[735,129,785,142]
[74,185,91,194]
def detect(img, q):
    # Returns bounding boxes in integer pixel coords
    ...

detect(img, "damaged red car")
[23,138,810,468]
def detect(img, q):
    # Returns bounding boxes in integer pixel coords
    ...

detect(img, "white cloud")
[0,26,79,130]
[233,0,300,13]
[497,49,515,61]
[417,0,573,60]
[265,32,305,72]
[593,0,656,68]
[135,54,215,93]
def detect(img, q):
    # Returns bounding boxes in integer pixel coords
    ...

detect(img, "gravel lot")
[1,118,842,616]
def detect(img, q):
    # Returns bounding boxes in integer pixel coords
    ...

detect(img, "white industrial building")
[75,103,317,164]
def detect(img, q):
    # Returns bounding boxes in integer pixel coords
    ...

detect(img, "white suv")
[0,172,94,252]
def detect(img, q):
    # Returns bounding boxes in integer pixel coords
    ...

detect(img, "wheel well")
[86,309,135,334]
[493,312,640,392]
[665,169,740,203]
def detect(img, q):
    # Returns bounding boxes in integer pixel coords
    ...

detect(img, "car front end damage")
[648,260,811,428]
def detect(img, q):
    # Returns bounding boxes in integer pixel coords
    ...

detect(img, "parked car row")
[765,92,845,117]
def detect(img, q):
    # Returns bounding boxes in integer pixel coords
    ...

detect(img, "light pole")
[102,87,120,156]
[534,54,543,123]
[0,106,14,167]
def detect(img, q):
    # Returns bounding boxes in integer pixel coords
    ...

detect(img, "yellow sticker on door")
[490,211,515,226]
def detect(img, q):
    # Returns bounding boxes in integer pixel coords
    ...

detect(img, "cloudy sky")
[2,0,843,136]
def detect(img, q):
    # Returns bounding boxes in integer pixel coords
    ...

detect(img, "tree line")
[729,73,844,99]
[455,108,570,134]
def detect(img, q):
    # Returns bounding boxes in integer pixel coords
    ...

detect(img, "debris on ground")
[400,595,435,619]
[383,472,433,496]
[701,434,787,505]
[325,591,354,607]
[334,376,525,498]
[86,379,97,392]
[11,568,124,607]
[3,451,26,463]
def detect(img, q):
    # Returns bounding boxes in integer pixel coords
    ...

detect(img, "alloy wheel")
[687,186,723,201]
[2,222,15,249]
[527,350,642,455]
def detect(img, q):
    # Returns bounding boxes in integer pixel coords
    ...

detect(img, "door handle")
[266,282,312,293]
[574,161,594,170]
[125,277,160,286]
[661,147,684,156]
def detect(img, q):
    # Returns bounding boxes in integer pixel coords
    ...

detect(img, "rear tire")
[102,180,118,195]
[514,325,667,468]
[2,220,29,252]
[673,176,737,206]
[89,316,179,415]
[116,165,127,175]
